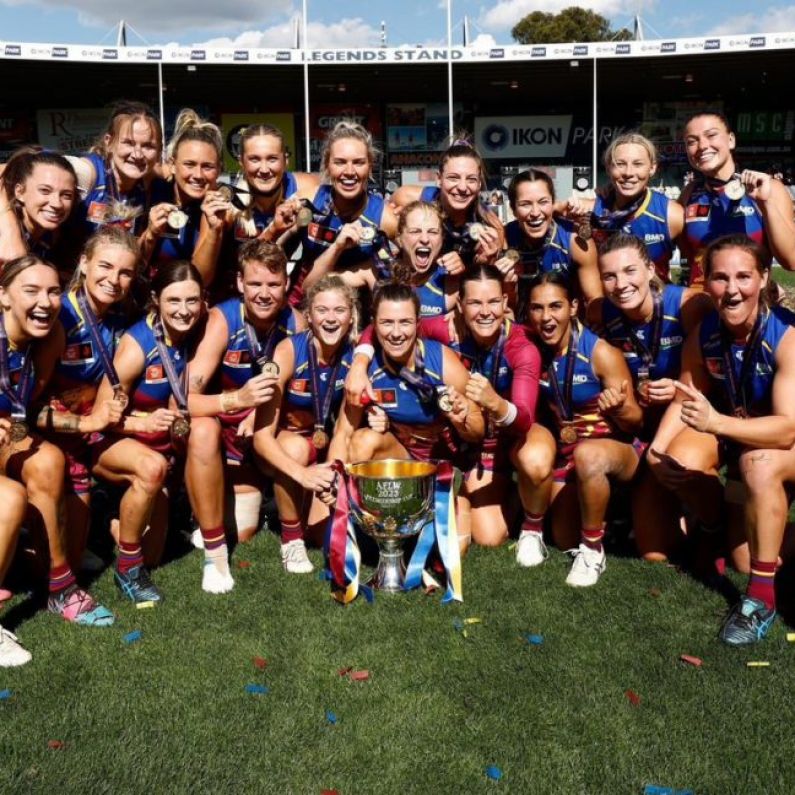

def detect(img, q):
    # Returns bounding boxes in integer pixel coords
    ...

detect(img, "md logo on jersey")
[732,205,756,217]
[145,364,167,384]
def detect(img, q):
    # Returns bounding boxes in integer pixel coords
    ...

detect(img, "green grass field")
[2,528,795,795]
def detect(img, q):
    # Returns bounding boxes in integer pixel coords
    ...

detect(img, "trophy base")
[368,541,407,593]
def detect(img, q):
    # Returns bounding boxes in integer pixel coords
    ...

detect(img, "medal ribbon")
[591,188,647,231]
[243,313,280,372]
[388,341,436,405]
[618,287,663,374]
[546,323,579,423]
[719,308,768,417]
[152,317,189,414]
[0,313,33,421]
[701,171,742,193]
[474,321,507,437]
[515,225,555,323]
[76,288,123,392]
[307,333,343,437]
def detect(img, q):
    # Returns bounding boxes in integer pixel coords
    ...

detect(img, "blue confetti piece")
[644,787,674,795]
[0,689,12,701]
[361,585,375,603]
[245,684,269,695]
[123,630,142,645]
[453,619,464,631]
[325,709,337,725]
[525,634,544,645]
[485,765,503,781]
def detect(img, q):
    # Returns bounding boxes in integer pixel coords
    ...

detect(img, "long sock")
[581,524,605,552]
[747,558,777,610]
[280,518,303,544]
[521,512,544,535]
[117,541,144,574]
[200,525,226,552]
[49,562,76,595]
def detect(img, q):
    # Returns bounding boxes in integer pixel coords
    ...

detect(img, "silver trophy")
[346,459,437,593]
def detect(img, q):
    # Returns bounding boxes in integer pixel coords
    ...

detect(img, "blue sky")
[1,1,795,48]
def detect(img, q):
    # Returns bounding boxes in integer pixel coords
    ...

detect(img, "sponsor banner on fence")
[475,116,572,159]
[36,108,108,154]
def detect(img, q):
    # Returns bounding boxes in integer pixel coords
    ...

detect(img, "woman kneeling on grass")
[253,275,355,572]
[648,234,795,646]
[520,271,643,586]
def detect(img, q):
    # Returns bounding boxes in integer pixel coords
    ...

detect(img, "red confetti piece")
[337,666,352,677]
[253,656,268,670]
[47,740,64,750]
[350,670,370,681]
[624,689,641,706]
[680,654,702,667]
[237,560,252,569]
[648,588,662,598]
[321,790,340,795]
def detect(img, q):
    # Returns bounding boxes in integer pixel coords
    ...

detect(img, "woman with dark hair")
[0,255,114,625]
[679,112,795,285]
[521,270,643,586]
[143,109,228,286]
[496,168,600,321]
[589,232,712,560]
[91,260,217,597]
[648,233,795,646]
[392,137,503,270]
[0,148,79,276]
[253,275,355,571]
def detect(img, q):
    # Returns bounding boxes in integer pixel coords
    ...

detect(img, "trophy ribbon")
[326,461,364,605]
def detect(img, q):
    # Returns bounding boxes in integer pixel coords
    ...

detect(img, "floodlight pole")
[447,0,454,140]
[303,0,312,171]
[157,63,165,161]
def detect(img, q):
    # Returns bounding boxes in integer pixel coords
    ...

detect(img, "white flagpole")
[447,1,454,140]
[303,0,312,171]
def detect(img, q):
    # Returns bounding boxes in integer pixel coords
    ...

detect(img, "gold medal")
[577,222,593,241]
[216,185,234,202]
[560,425,578,444]
[113,388,129,409]
[312,429,329,450]
[359,226,376,242]
[259,360,280,377]
[468,222,485,241]
[171,416,191,438]
[724,178,746,201]
[437,390,454,413]
[504,248,521,263]
[297,206,313,227]
[9,420,28,443]
[168,209,189,230]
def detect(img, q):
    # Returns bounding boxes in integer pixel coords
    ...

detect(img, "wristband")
[494,402,518,427]
[219,391,238,413]
[353,343,375,361]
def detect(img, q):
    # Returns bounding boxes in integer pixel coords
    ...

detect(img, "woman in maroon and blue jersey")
[392,137,504,271]
[142,109,228,290]
[0,255,114,627]
[496,169,601,319]
[521,271,643,587]
[40,227,137,575]
[92,261,223,596]
[679,112,795,286]
[588,233,713,561]
[253,275,354,573]
[649,234,795,647]
[187,240,304,550]
[289,120,398,308]
[0,148,79,279]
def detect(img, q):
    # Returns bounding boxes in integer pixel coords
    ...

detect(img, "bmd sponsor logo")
[661,42,676,53]
[704,39,721,50]
[489,48,504,59]
[750,36,766,48]
[4,45,21,56]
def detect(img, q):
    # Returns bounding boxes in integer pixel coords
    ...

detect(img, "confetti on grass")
[123,630,142,645]
[253,657,268,670]
[325,710,337,725]
[350,670,370,681]
[237,560,252,569]
[321,789,340,795]
[787,632,795,642]
[136,601,156,610]
[245,684,269,695]
[679,655,702,667]
[0,689,12,701]
[485,765,503,781]
[644,786,694,795]
[648,588,662,598]
[746,661,771,668]
[47,740,64,750]
[524,634,544,646]
[625,689,641,706]
[337,666,352,677]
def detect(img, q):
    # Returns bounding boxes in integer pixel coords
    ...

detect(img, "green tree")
[511,7,633,44]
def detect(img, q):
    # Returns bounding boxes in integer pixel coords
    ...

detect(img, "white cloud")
[478,0,637,33]
[467,32,498,48]
[197,17,382,49]
[708,5,795,35]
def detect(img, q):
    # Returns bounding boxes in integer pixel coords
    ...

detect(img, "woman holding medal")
[290,120,399,308]
[40,227,138,576]
[142,109,228,288]
[66,101,162,241]
[391,138,503,271]
[558,134,682,283]
[495,169,601,321]
[521,271,643,586]
[0,148,79,277]
[90,261,224,594]
[253,275,354,571]
[303,200,458,319]
[0,255,114,626]
[186,240,304,553]
[589,233,713,560]
[679,112,795,286]
[648,234,795,645]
